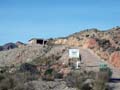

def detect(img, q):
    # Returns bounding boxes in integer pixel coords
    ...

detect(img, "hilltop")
[0,27,120,90]
[0,27,120,68]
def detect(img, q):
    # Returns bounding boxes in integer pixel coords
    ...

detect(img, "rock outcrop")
[51,27,120,68]
[54,37,82,46]
[110,51,120,68]
[83,38,98,49]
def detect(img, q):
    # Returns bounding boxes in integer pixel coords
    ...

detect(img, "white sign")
[69,49,80,58]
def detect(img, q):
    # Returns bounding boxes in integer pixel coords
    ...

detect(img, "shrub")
[93,70,110,90]
[99,67,112,78]
[65,70,93,90]
[53,71,63,79]
[19,63,39,75]
[42,68,54,81]
[65,70,110,90]
[31,54,61,67]
[0,71,38,90]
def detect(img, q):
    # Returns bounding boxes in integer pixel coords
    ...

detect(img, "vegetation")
[0,59,112,90]
[65,69,111,90]
[0,61,64,90]
[93,71,109,90]
[31,54,61,66]
[0,66,39,90]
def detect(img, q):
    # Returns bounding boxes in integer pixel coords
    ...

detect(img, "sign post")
[69,49,80,69]
[69,49,80,58]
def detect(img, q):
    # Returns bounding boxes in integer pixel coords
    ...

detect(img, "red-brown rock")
[83,38,98,49]
[109,51,120,68]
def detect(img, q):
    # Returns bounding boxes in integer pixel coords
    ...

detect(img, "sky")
[0,0,120,45]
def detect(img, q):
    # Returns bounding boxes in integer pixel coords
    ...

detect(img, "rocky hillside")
[51,26,120,68]
[0,44,69,67]
[0,26,120,68]
[0,27,120,90]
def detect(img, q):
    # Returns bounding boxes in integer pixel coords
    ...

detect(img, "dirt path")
[78,48,120,90]
[79,48,120,78]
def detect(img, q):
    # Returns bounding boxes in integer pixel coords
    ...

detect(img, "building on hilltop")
[28,38,48,45]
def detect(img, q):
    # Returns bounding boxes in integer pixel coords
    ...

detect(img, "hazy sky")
[0,0,120,45]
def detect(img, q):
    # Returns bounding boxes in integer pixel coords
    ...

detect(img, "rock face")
[110,51,120,68]
[54,37,82,46]
[83,38,98,49]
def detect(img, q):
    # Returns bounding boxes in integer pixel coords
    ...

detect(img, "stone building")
[28,38,47,45]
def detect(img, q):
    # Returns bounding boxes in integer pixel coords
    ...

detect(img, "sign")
[69,49,80,58]
[99,63,107,69]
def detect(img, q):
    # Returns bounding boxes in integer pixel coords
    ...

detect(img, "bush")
[93,70,110,90]
[19,63,39,74]
[99,67,112,78]
[42,68,54,81]
[65,70,110,90]
[53,71,63,79]
[31,54,61,67]
[65,70,94,90]
[0,71,38,90]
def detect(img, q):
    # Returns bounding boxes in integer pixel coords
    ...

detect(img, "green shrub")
[99,67,112,78]
[42,68,54,81]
